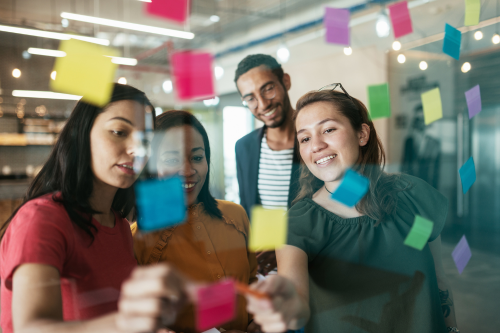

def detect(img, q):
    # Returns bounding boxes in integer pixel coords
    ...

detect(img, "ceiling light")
[61,12,195,40]
[419,61,428,70]
[51,71,57,80]
[277,46,290,63]
[210,15,220,23]
[109,56,138,66]
[203,96,220,107]
[343,47,352,55]
[397,54,406,63]
[12,69,21,78]
[461,62,471,73]
[61,18,69,27]
[117,77,127,85]
[0,24,109,45]
[162,80,173,93]
[12,90,81,100]
[375,14,391,38]
[214,66,224,80]
[155,107,163,115]
[474,31,483,40]
[392,41,401,51]
[493,33,500,44]
[28,47,66,57]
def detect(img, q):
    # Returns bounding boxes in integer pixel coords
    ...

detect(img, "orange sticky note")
[51,39,118,107]
[249,206,287,251]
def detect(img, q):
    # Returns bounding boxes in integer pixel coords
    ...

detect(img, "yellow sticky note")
[51,39,118,107]
[464,0,480,26]
[421,87,443,125]
[249,206,287,251]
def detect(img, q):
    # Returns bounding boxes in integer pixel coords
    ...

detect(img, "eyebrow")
[108,117,133,125]
[297,118,339,135]
[161,147,205,156]
[241,80,275,99]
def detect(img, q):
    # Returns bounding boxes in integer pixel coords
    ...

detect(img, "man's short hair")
[234,54,284,85]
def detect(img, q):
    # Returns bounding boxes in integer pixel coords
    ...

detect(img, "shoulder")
[215,200,250,236]
[235,128,263,149]
[13,193,68,225]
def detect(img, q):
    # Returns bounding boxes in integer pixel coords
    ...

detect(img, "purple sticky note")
[465,85,482,119]
[171,50,215,101]
[196,279,236,331]
[452,235,472,274]
[388,1,413,38]
[145,0,189,23]
[324,7,350,46]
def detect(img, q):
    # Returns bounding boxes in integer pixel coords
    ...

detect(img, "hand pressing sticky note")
[249,206,287,252]
[324,7,350,46]
[196,280,236,332]
[330,169,369,207]
[465,85,482,119]
[388,1,413,38]
[443,23,461,60]
[171,50,215,101]
[51,39,118,107]
[404,215,434,250]
[465,0,481,26]
[135,175,186,232]
[459,157,476,194]
[367,83,391,120]
[452,235,472,274]
[145,0,190,23]
[421,87,443,125]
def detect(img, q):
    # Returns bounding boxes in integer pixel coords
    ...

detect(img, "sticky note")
[171,51,215,101]
[452,235,472,274]
[145,0,189,23]
[465,85,482,119]
[135,175,186,231]
[330,169,369,207]
[367,83,391,119]
[465,0,481,26]
[421,87,443,125]
[404,215,434,250]
[459,157,476,194]
[388,1,413,38]
[249,206,287,251]
[443,23,461,60]
[324,7,350,46]
[196,280,236,331]
[51,39,118,107]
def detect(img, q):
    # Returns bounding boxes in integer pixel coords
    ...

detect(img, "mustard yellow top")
[131,200,258,333]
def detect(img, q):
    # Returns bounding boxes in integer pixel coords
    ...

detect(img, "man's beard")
[266,95,291,129]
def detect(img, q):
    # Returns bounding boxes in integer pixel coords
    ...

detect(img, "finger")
[116,314,160,332]
[118,297,165,316]
[261,321,288,333]
[122,276,184,301]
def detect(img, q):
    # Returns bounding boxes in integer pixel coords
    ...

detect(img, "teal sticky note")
[459,157,476,194]
[135,175,186,231]
[330,169,369,207]
[367,83,391,120]
[404,215,434,250]
[443,23,461,60]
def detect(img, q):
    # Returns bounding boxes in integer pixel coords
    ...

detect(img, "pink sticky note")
[324,7,350,46]
[146,0,189,23]
[171,50,215,101]
[388,1,413,38]
[196,280,236,332]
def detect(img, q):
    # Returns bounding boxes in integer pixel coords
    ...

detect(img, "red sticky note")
[171,50,215,101]
[388,1,413,38]
[196,280,236,332]
[146,0,189,23]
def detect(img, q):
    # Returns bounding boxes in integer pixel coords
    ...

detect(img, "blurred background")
[0,0,499,331]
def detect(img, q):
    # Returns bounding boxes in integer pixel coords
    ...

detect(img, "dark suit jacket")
[235,126,301,219]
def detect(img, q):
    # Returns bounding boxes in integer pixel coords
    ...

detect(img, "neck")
[266,107,296,146]
[90,179,118,227]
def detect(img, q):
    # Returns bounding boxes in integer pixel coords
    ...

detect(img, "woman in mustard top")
[132,111,259,333]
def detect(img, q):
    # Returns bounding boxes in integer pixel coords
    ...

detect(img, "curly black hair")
[234,54,284,86]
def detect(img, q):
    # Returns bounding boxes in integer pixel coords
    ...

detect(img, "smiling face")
[236,65,292,128]
[296,101,370,183]
[89,100,147,190]
[156,125,208,206]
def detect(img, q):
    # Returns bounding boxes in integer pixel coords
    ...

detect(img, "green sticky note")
[367,83,391,119]
[421,87,443,125]
[51,39,118,107]
[404,215,434,250]
[249,206,287,251]
[465,0,480,26]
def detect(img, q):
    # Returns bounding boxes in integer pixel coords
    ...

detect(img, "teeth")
[316,154,337,165]
[264,108,276,117]
[183,183,196,189]
[120,164,133,170]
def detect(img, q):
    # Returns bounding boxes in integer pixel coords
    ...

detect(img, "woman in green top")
[245,86,459,333]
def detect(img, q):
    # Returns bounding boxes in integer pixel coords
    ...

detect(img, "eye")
[163,158,180,165]
[300,137,310,144]
[192,156,204,162]
[324,128,335,134]
[111,130,125,136]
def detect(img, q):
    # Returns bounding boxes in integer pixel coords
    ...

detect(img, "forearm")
[437,279,457,328]
[16,313,121,333]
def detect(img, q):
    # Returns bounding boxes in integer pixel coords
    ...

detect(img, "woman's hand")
[245,275,305,332]
[116,263,193,332]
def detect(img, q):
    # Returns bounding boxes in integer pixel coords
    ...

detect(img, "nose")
[311,135,327,154]
[255,93,272,113]
[178,159,196,178]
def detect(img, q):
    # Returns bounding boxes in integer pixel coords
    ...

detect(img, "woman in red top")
[0,84,190,333]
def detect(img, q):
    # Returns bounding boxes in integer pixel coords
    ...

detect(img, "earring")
[360,140,363,143]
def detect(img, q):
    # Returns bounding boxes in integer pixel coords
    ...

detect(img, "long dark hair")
[1,84,154,240]
[293,90,406,221]
[153,110,222,219]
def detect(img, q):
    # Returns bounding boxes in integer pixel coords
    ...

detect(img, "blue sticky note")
[459,157,476,194]
[443,23,461,60]
[135,175,186,231]
[330,169,369,207]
